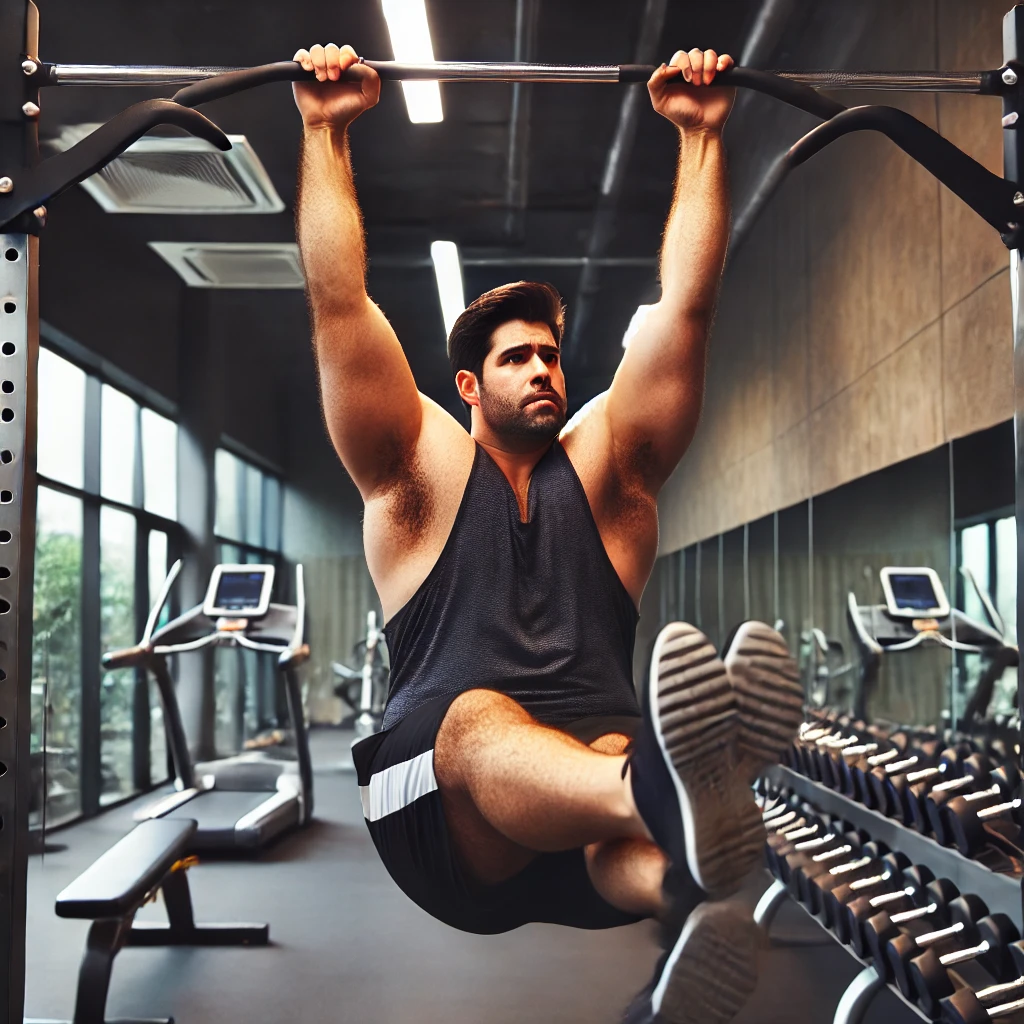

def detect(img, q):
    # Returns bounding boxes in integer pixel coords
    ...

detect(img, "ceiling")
[30,0,871,435]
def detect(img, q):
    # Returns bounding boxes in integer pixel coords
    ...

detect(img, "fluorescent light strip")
[381,0,444,123]
[431,241,465,337]
[622,304,655,348]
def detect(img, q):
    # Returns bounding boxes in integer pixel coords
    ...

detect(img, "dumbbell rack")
[760,765,1024,1024]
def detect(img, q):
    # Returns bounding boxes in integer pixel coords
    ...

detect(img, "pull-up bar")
[34,60,1006,93]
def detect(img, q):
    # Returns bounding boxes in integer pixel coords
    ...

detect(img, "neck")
[473,430,555,516]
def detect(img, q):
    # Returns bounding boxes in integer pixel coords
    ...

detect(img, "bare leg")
[434,689,650,885]
[585,837,669,918]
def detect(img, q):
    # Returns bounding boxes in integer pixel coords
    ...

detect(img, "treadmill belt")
[168,790,275,832]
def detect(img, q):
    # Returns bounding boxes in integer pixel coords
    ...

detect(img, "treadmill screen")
[214,571,268,613]
[888,573,939,612]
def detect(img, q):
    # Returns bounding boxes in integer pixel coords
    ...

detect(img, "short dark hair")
[447,281,565,403]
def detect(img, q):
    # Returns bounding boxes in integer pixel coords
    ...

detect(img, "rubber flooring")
[24,729,921,1023]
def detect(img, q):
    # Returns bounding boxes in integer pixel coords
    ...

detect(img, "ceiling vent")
[148,242,306,289]
[50,126,284,214]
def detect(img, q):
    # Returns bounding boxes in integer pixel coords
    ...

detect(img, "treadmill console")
[203,564,276,619]
[879,566,950,620]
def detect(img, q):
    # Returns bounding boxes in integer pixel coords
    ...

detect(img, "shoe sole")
[723,621,804,783]
[651,901,760,1024]
[648,623,763,897]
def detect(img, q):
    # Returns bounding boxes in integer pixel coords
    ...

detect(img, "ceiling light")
[381,0,444,123]
[622,304,655,348]
[431,241,465,336]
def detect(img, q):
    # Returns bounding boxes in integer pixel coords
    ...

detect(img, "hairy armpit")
[375,439,434,542]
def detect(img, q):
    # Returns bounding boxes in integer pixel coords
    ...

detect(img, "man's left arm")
[604,48,735,493]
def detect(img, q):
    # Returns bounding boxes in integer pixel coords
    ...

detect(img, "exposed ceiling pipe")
[563,0,668,360]
[504,0,541,239]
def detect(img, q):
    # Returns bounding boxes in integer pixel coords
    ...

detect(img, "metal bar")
[1005,10,1024,854]
[47,61,992,92]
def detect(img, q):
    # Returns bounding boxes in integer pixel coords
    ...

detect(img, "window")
[215,447,281,557]
[37,348,85,489]
[213,448,283,760]
[956,513,1018,721]
[32,487,83,826]
[32,348,181,822]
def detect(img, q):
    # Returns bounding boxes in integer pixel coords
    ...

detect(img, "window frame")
[35,346,183,825]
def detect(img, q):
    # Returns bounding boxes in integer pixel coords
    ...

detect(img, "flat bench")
[33,818,268,1024]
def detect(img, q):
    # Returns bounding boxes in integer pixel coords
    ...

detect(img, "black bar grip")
[787,105,1020,234]
[173,60,313,108]
[619,64,845,121]
[618,64,657,83]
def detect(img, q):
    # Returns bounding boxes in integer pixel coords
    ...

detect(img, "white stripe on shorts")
[359,748,438,822]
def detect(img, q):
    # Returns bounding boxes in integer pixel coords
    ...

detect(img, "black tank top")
[382,441,641,729]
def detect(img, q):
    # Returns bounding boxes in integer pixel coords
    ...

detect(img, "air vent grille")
[149,242,306,289]
[50,127,283,214]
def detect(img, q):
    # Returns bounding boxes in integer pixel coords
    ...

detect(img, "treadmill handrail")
[144,559,183,645]
[153,632,221,656]
[290,563,305,653]
[884,631,985,654]
[847,591,883,654]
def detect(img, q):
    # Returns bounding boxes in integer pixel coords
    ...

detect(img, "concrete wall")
[658,0,1011,553]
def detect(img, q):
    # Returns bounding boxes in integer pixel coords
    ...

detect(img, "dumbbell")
[821,735,864,789]
[925,757,999,841]
[791,832,868,902]
[940,977,1024,1024]
[935,768,1020,849]
[856,747,904,809]
[844,864,936,957]
[948,796,1024,860]
[806,841,887,916]
[836,743,879,799]
[781,829,849,888]
[884,746,971,827]
[823,851,912,938]
[886,897,994,998]
[870,740,944,817]
[910,914,1021,1016]
[863,881,974,978]
[766,818,826,876]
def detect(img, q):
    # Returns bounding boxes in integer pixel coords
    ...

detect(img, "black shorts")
[351,692,644,935]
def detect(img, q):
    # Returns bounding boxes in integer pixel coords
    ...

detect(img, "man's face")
[474,320,567,445]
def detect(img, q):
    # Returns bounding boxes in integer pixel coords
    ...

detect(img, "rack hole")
[0,600,11,614]
[0,569,9,580]
[0,717,6,729]
[0,763,8,777]
[0,670,6,682]
[1,344,14,356]
[1,382,13,395]
[3,249,16,262]
[0,493,12,505]
[1,452,11,465]
[0,531,11,543]
[1,410,13,424]
[2,303,14,315]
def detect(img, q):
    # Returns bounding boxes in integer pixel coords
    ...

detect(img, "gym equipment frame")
[6,2,1024,1019]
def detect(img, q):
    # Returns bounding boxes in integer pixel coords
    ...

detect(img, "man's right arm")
[294,44,422,500]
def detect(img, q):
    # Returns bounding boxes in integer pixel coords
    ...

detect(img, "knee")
[435,689,530,784]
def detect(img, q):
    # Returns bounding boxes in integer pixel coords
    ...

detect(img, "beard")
[478,383,567,445]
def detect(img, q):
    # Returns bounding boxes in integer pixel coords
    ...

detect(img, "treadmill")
[847,565,1018,725]
[103,560,314,851]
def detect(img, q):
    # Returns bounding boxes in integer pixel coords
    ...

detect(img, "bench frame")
[29,851,267,1024]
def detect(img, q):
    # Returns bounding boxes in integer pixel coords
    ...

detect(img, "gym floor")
[25,731,919,1023]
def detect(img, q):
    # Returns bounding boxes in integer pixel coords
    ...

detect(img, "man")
[293,42,803,1024]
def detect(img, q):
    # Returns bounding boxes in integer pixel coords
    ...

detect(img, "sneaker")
[722,621,804,785]
[629,623,763,897]
[621,901,760,1024]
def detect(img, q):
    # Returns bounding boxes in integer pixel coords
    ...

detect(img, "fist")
[648,49,735,132]
[292,43,380,130]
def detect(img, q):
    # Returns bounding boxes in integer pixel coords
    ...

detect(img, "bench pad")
[56,819,197,920]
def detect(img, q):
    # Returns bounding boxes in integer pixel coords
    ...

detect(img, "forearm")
[296,125,369,318]
[659,128,730,319]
